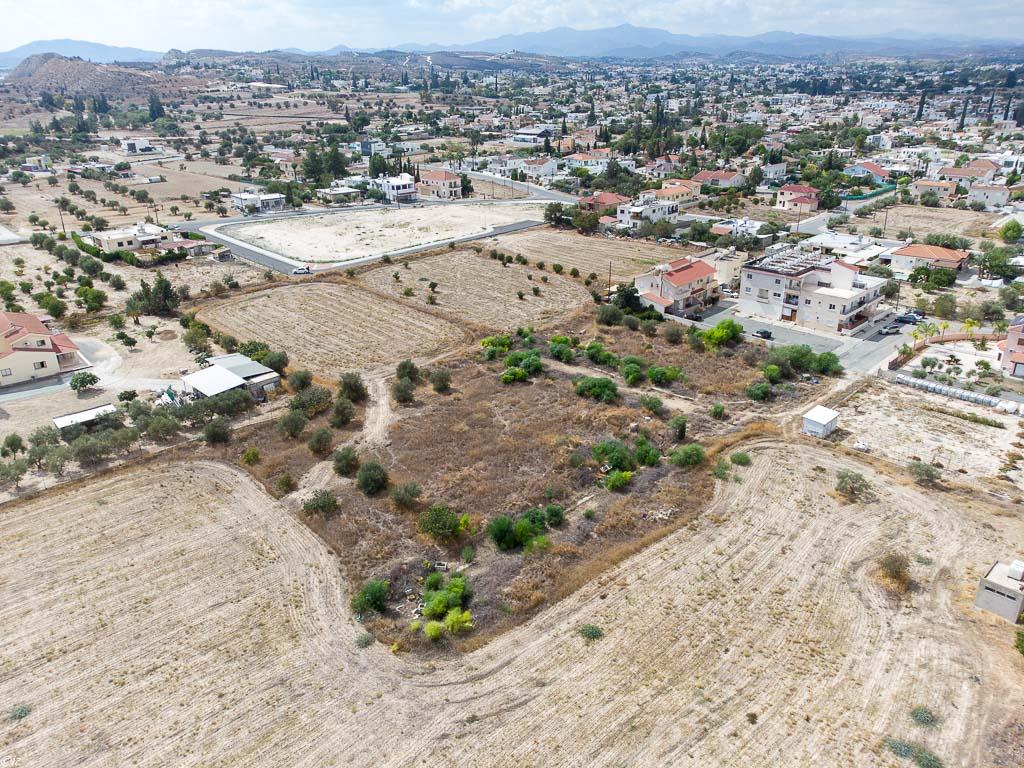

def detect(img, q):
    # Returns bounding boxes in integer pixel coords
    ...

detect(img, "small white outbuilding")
[802,405,839,438]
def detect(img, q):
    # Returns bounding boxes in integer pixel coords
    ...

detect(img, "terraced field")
[195,282,464,376]
[360,249,592,329]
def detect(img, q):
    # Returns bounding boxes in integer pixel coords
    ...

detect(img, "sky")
[2,0,1023,52]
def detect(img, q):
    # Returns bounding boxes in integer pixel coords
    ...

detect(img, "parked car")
[721,289,739,298]
[879,324,902,335]
[291,266,312,275]
[682,311,703,321]
[908,308,926,318]
[752,329,773,340]
[894,313,921,324]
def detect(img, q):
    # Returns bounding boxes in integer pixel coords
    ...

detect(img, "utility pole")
[607,259,612,298]
[56,205,66,234]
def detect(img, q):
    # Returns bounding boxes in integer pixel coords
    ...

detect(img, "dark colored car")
[753,329,773,340]
[894,313,921,324]
[683,311,703,321]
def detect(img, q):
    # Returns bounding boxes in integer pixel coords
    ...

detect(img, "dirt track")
[2,442,1020,766]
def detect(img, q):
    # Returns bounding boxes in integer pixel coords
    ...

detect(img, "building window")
[828,304,836,310]
[33,361,47,370]
[772,292,781,298]
[774,278,781,285]
[745,287,751,293]
[0,369,10,377]
[804,299,811,305]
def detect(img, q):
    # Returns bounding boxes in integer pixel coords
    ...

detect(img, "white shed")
[802,405,839,438]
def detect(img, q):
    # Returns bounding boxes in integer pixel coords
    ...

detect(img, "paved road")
[452,168,577,203]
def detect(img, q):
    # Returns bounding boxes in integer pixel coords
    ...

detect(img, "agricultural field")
[839,379,1023,484]
[195,282,465,376]
[359,248,593,329]
[223,202,548,264]
[488,228,706,284]
[840,203,1000,242]
[3,446,1020,767]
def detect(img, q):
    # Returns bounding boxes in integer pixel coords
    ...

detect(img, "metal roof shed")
[802,405,839,438]
[53,403,118,430]
[207,353,274,380]
[182,366,247,398]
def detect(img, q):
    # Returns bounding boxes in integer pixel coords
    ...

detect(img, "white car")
[291,266,312,275]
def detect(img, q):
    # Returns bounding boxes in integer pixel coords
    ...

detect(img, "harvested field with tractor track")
[195,282,465,376]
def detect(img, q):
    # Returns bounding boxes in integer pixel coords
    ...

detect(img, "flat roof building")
[974,559,1024,623]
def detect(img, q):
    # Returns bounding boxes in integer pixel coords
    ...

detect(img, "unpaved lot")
[842,204,999,242]
[2,445,1020,767]
[359,249,592,329]
[224,202,547,263]
[489,228,701,284]
[195,282,465,376]
[840,379,1022,483]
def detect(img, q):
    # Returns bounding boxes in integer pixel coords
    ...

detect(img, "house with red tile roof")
[883,243,969,276]
[577,191,631,213]
[0,312,88,387]
[634,257,718,314]
[997,315,1024,378]
[843,161,890,184]
[691,170,747,188]
[418,170,462,200]
[775,184,820,213]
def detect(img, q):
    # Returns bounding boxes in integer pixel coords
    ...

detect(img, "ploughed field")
[195,282,464,376]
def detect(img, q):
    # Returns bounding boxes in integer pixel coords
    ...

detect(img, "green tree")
[418,504,459,541]
[69,371,100,393]
[356,460,389,495]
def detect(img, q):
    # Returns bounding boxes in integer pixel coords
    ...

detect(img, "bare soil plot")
[841,204,1000,242]
[359,249,592,329]
[488,228,700,284]
[195,282,465,376]
[839,378,1022,483]
[6,444,1019,767]
[224,202,548,263]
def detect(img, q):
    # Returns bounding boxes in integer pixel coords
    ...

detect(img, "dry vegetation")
[489,228,706,284]
[359,248,592,329]
[3,444,1022,767]
[196,282,466,376]
[839,203,1000,242]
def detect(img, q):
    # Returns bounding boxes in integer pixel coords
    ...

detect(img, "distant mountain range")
[0,39,162,69]
[2,26,1023,69]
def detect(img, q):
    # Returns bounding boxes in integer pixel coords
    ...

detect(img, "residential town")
[0,20,1023,768]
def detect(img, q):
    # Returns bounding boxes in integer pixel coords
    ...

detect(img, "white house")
[120,137,156,154]
[775,184,819,213]
[90,222,174,252]
[738,246,887,334]
[967,184,1010,209]
[418,170,462,200]
[761,161,788,183]
[692,170,747,188]
[369,173,418,203]
[230,191,287,213]
[615,192,679,230]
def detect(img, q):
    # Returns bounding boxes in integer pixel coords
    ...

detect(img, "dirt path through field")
[3,442,1020,766]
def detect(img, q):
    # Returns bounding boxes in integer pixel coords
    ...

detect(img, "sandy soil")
[195,282,465,377]
[489,228,704,284]
[224,203,547,263]
[840,204,1000,242]
[2,444,1021,767]
[359,249,592,329]
[839,379,1023,483]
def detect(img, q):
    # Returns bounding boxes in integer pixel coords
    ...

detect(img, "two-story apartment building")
[0,312,87,387]
[738,246,887,334]
[635,257,718,315]
[775,183,819,213]
[369,173,418,203]
[615,192,679,230]
[692,170,747,188]
[418,170,462,200]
